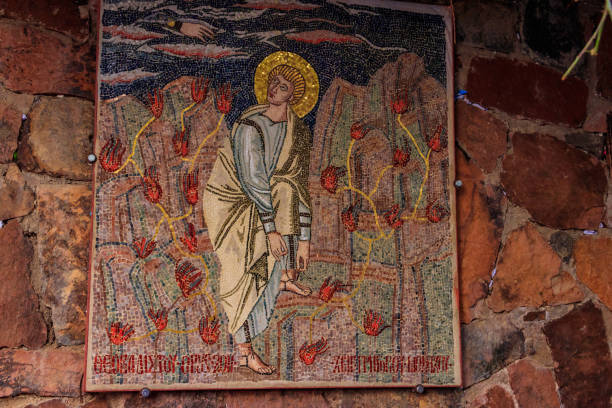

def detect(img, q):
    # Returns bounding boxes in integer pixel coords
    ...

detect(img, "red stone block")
[467,56,588,127]
[597,23,612,100]
[0,220,47,349]
[508,359,560,408]
[574,235,612,310]
[0,85,33,163]
[0,347,83,397]
[502,132,607,229]
[462,314,524,387]
[489,223,583,312]
[543,302,612,408]
[38,184,92,346]
[0,0,89,42]
[456,101,507,173]
[25,400,68,408]
[456,153,504,322]
[18,96,94,180]
[469,386,515,408]
[0,20,94,99]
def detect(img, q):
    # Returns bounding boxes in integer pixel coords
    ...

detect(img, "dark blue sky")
[100,0,447,128]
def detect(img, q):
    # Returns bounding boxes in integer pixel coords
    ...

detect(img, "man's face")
[267,75,294,106]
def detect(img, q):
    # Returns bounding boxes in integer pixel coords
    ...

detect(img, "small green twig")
[562,1,611,80]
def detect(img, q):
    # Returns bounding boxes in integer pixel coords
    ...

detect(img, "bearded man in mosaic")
[203,52,320,375]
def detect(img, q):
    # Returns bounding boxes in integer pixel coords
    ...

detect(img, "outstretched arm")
[166,20,215,42]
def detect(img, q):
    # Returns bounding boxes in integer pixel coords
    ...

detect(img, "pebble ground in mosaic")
[86,0,460,390]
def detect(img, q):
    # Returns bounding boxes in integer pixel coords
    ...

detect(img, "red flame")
[341,205,358,232]
[147,309,168,331]
[180,223,198,253]
[182,170,199,205]
[99,138,125,173]
[141,166,162,204]
[215,83,237,114]
[148,89,164,118]
[393,148,410,167]
[132,237,156,258]
[199,315,220,345]
[175,261,203,298]
[107,322,134,345]
[299,337,328,365]
[191,77,210,104]
[363,310,390,336]
[391,90,409,114]
[173,128,189,157]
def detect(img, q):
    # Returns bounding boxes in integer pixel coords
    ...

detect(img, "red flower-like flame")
[107,322,134,345]
[383,204,404,230]
[350,122,370,140]
[180,223,198,253]
[318,276,349,302]
[427,124,443,152]
[426,201,449,223]
[182,170,199,205]
[320,165,345,194]
[393,148,410,167]
[215,83,237,114]
[299,337,329,365]
[141,166,162,204]
[99,138,125,173]
[191,77,210,104]
[173,128,189,157]
[199,315,220,345]
[148,89,164,118]
[363,309,390,336]
[391,90,409,114]
[147,308,168,331]
[175,261,203,298]
[341,205,358,232]
[132,237,156,258]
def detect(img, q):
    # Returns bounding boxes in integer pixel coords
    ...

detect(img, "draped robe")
[202,105,311,334]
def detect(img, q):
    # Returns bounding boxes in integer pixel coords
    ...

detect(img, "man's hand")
[297,240,310,271]
[267,232,287,261]
[180,22,215,42]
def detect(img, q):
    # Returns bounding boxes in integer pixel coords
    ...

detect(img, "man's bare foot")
[237,343,274,375]
[280,277,312,296]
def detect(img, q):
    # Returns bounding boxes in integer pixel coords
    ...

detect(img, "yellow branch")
[170,205,193,222]
[369,165,393,198]
[129,158,144,178]
[397,114,425,162]
[128,326,199,342]
[188,113,225,173]
[343,299,365,333]
[346,139,355,189]
[114,116,156,174]
[152,217,165,241]
[128,330,158,342]
[180,102,197,132]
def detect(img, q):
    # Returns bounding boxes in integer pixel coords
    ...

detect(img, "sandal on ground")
[237,343,275,375]
[280,278,312,297]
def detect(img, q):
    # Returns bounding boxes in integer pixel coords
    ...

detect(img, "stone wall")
[0,0,610,407]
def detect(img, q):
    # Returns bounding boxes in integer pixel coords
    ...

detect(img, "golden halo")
[254,51,319,118]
